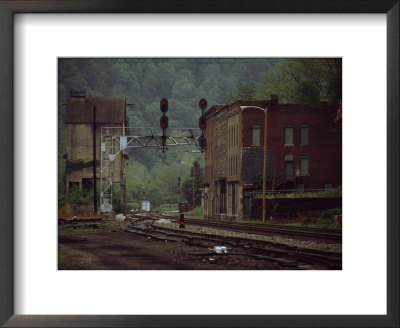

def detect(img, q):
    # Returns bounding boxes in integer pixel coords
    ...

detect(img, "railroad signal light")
[199,98,207,110]
[198,98,207,153]
[159,98,169,153]
[199,116,206,130]
[160,115,168,129]
[179,213,185,229]
[160,98,168,113]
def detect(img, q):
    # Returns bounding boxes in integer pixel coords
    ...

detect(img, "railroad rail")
[124,213,342,270]
[160,214,342,243]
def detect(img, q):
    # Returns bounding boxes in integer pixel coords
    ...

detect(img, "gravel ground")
[153,219,342,253]
[58,224,282,269]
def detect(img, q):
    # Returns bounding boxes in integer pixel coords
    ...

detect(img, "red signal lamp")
[160,115,168,129]
[179,214,185,228]
[160,98,168,113]
[199,116,206,130]
[199,98,207,110]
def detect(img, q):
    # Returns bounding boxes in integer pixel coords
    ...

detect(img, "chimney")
[270,94,279,105]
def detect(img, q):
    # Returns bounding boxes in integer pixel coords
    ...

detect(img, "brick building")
[65,94,128,211]
[203,95,342,219]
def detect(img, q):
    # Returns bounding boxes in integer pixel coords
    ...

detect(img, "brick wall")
[241,102,342,189]
[203,98,342,218]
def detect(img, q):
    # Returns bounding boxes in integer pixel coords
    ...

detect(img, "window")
[82,178,93,192]
[252,125,261,145]
[235,123,239,146]
[324,183,333,190]
[234,124,237,147]
[235,154,238,175]
[68,181,80,190]
[301,124,309,145]
[300,156,309,175]
[296,184,305,192]
[285,125,293,145]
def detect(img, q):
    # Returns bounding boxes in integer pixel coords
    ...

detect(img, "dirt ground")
[58,220,281,270]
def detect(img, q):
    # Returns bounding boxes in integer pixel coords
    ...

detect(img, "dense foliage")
[58,58,341,212]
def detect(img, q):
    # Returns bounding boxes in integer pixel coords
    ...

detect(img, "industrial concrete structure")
[65,94,128,212]
[203,95,342,219]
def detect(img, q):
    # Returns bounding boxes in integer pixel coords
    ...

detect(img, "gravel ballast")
[153,219,342,253]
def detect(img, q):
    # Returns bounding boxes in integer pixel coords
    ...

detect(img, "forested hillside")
[58,58,341,212]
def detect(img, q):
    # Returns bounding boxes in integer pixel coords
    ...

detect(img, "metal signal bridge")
[100,127,203,214]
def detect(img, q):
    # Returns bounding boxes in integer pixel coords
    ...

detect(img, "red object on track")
[179,213,185,229]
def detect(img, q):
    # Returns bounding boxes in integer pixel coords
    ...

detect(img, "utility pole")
[192,166,195,208]
[240,105,269,224]
[262,108,268,224]
[93,106,97,214]
[178,176,181,204]
[120,122,126,214]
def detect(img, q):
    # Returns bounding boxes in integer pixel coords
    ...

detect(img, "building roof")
[66,97,126,124]
[204,104,226,119]
[204,96,339,119]
[204,96,279,119]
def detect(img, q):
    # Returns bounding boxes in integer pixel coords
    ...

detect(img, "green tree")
[227,79,257,102]
[66,185,93,215]
[180,160,204,207]
[252,172,273,190]
[257,58,342,107]
[293,80,320,107]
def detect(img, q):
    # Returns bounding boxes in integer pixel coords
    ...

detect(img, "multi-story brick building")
[203,95,342,219]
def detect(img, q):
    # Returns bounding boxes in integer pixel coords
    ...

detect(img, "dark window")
[285,125,293,145]
[82,178,93,193]
[252,125,261,145]
[301,124,309,145]
[285,161,294,179]
[324,183,333,189]
[300,156,309,175]
[284,155,294,179]
[68,181,79,190]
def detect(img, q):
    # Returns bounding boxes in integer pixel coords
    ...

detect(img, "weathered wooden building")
[203,95,342,219]
[65,94,128,212]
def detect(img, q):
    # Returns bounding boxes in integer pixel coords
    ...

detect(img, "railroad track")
[159,214,342,243]
[124,215,342,270]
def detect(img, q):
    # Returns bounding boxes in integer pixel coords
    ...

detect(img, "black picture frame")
[0,1,398,327]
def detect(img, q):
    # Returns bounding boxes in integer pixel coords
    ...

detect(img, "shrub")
[158,203,178,211]
[187,206,203,217]
[321,208,342,220]
[126,202,141,211]
[65,185,93,215]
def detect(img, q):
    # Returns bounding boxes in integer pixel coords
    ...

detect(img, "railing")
[273,169,290,190]
[250,188,342,198]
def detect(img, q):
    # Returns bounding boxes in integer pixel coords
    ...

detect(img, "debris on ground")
[115,214,126,221]
[213,246,228,254]
[156,218,172,224]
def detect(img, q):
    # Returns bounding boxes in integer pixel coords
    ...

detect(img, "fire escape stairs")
[273,170,297,191]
